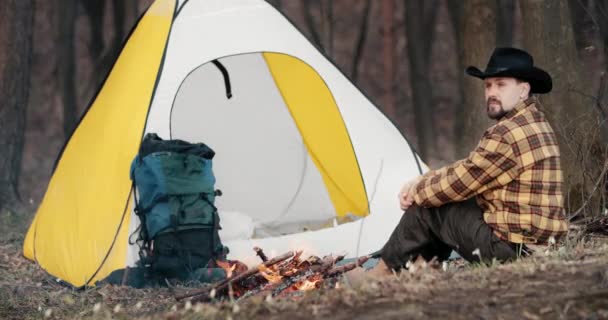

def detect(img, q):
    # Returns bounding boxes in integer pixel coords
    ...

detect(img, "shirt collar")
[501,97,535,121]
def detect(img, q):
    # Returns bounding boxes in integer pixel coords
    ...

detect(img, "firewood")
[237,254,340,300]
[175,251,296,301]
[253,246,268,262]
[326,256,370,277]
[261,254,345,298]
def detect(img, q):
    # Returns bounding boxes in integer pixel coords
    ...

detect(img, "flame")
[295,279,321,291]
[216,260,237,278]
[258,265,283,283]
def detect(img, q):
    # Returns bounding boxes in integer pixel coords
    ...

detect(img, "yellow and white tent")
[23,0,425,287]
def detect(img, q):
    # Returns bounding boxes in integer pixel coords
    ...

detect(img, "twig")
[254,247,268,262]
[326,256,370,277]
[569,159,608,221]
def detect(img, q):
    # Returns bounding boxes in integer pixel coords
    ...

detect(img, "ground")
[1,213,607,320]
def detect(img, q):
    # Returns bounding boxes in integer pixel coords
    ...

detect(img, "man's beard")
[486,98,507,120]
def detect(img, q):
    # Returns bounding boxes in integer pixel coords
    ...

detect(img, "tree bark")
[381,0,396,120]
[112,0,126,51]
[321,0,334,58]
[496,0,515,47]
[0,0,34,213]
[567,0,593,52]
[521,0,604,215]
[446,0,467,158]
[268,0,283,10]
[81,0,105,63]
[404,0,439,161]
[351,0,371,82]
[455,0,497,159]
[303,0,324,51]
[57,0,78,139]
[597,0,608,65]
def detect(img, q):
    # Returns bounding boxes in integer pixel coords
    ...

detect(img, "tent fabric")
[24,0,426,287]
[23,0,176,286]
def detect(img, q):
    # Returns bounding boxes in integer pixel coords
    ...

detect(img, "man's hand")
[398,177,421,211]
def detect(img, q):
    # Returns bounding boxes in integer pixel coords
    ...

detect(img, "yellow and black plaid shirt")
[413,98,568,244]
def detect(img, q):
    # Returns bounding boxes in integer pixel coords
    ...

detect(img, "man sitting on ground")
[372,47,568,275]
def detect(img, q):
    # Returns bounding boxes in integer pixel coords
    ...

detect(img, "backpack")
[130,133,228,280]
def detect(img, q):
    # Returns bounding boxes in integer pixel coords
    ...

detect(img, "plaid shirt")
[413,98,568,244]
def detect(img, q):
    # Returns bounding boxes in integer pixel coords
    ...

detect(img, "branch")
[569,159,608,221]
[567,84,607,119]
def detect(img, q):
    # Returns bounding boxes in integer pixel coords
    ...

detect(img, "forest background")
[1,0,607,224]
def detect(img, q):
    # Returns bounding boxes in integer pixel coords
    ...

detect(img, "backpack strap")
[129,179,153,265]
[199,192,221,256]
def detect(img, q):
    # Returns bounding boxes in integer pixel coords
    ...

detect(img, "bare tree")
[57,0,78,139]
[81,0,106,63]
[596,0,608,65]
[320,0,334,57]
[112,0,127,51]
[381,0,396,119]
[567,0,595,52]
[521,0,605,214]
[351,0,372,82]
[303,1,324,51]
[446,0,466,156]
[455,0,497,158]
[0,0,34,213]
[404,0,439,161]
[496,0,515,47]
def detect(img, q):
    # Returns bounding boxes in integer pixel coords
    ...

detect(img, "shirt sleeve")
[413,133,519,207]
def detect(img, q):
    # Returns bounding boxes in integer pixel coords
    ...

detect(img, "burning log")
[175,251,296,301]
[241,254,346,299]
[175,249,368,303]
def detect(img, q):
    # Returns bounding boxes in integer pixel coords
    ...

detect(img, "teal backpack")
[130,133,228,280]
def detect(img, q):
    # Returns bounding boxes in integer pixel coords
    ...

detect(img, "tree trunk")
[0,0,34,213]
[381,0,396,119]
[351,0,371,82]
[597,0,608,66]
[303,0,324,51]
[496,0,515,47]
[404,0,439,161]
[112,0,126,51]
[567,0,593,52]
[81,0,105,63]
[268,0,283,10]
[321,0,334,58]
[455,0,497,159]
[521,0,605,215]
[57,0,78,139]
[446,0,467,158]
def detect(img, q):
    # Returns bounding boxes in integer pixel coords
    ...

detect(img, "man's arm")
[413,133,519,207]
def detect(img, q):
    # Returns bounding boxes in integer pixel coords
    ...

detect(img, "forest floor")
[1,212,608,320]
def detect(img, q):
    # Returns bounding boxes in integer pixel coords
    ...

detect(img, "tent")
[23,0,426,287]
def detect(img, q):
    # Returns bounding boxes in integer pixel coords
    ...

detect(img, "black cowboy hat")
[466,47,552,94]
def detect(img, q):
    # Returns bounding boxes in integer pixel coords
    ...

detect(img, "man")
[374,47,569,274]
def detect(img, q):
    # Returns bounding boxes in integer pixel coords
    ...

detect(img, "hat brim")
[465,66,552,94]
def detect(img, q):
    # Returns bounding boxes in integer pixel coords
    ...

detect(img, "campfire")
[176,247,370,302]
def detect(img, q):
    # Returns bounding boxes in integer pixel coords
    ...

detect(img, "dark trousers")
[380,198,519,270]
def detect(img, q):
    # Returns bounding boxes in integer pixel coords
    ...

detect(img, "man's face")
[484,77,529,120]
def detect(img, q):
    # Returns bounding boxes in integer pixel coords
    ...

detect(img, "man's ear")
[521,82,531,99]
